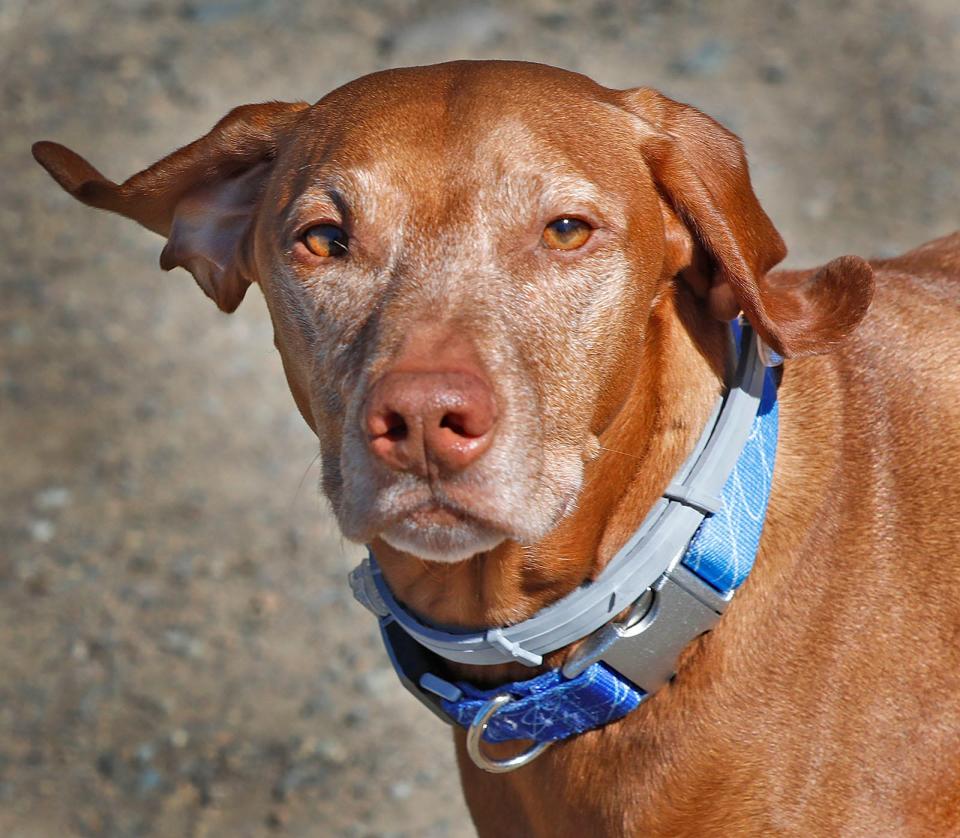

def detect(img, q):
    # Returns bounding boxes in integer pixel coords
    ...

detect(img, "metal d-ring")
[465,693,553,774]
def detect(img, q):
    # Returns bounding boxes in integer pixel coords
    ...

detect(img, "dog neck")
[372,286,727,683]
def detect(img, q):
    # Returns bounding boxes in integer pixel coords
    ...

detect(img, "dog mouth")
[377,496,509,563]
[406,501,472,529]
[360,473,583,562]
[336,430,587,562]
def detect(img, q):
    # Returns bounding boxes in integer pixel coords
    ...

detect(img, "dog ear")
[622,88,874,357]
[32,101,309,313]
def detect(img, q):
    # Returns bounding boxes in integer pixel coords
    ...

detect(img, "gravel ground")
[2,1,958,836]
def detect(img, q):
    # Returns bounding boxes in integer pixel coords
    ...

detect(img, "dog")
[33,60,960,836]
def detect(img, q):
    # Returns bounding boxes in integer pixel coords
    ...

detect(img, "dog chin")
[380,517,506,563]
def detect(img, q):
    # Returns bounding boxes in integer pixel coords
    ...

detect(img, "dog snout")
[364,369,498,477]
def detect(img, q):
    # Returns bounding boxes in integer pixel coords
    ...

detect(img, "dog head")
[33,61,873,567]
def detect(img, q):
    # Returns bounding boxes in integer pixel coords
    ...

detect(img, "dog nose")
[364,370,498,476]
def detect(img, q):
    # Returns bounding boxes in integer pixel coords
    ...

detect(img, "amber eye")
[542,217,593,251]
[302,224,349,258]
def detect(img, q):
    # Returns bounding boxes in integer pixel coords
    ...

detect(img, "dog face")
[255,65,669,561]
[33,61,872,564]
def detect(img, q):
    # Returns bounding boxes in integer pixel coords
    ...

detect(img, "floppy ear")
[622,88,874,357]
[32,101,309,313]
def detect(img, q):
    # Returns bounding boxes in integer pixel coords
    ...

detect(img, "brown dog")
[33,61,960,836]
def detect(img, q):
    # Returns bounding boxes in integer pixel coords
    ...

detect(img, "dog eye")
[542,218,592,251]
[302,224,349,257]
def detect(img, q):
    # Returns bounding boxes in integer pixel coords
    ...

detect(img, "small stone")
[161,628,205,659]
[343,708,368,728]
[233,555,258,577]
[128,554,156,574]
[388,781,413,801]
[250,591,279,617]
[35,486,72,510]
[96,751,116,780]
[299,694,329,718]
[135,741,157,764]
[169,728,189,748]
[25,571,50,597]
[266,806,289,829]
[136,766,163,796]
[316,739,347,766]
[760,63,787,84]
[169,554,194,586]
[29,519,55,542]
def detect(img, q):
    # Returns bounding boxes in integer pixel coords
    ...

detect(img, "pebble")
[388,781,413,801]
[136,766,164,796]
[96,751,116,780]
[24,570,51,596]
[161,628,206,660]
[135,741,157,764]
[250,590,280,616]
[316,738,348,766]
[34,486,72,510]
[29,519,55,543]
[266,805,289,829]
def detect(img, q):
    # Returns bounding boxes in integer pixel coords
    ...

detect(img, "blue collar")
[350,321,779,765]
[442,357,778,745]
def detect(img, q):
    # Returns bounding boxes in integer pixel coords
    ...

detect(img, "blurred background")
[1,1,958,835]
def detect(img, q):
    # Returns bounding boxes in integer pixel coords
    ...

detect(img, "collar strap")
[443,661,643,744]
[349,320,779,751]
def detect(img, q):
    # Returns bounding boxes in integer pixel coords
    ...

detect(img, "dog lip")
[396,496,501,534]
[343,453,584,547]
[364,490,507,542]
[408,500,468,527]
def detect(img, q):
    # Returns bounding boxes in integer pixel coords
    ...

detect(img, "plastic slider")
[419,673,463,702]
[663,483,723,515]
[485,628,543,666]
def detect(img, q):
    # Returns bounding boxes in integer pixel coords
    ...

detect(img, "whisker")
[596,445,644,462]
[290,449,323,511]
[575,444,646,497]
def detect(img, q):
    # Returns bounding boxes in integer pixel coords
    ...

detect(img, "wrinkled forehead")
[274,63,649,223]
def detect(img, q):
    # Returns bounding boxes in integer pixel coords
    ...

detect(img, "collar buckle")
[562,563,732,694]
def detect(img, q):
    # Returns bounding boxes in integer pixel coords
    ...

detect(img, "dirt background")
[2,1,958,836]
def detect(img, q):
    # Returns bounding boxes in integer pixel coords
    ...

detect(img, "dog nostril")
[382,411,408,442]
[439,412,469,437]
